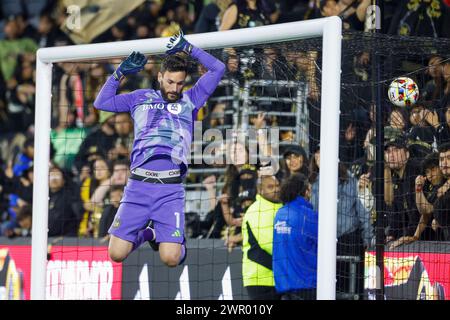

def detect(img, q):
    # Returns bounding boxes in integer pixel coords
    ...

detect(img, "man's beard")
[161,86,181,102]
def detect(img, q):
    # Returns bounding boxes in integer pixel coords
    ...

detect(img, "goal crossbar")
[32,16,342,300]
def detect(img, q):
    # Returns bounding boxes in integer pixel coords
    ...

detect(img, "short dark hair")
[438,142,450,154]
[280,173,309,204]
[161,54,188,74]
[49,163,67,182]
[422,152,439,172]
[112,158,130,169]
[24,137,34,149]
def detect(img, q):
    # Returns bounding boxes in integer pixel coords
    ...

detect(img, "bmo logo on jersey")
[142,103,165,111]
[167,103,182,115]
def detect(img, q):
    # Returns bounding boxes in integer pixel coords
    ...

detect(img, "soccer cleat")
[147,221,159,252]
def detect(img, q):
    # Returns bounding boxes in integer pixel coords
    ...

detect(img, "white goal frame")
[32,17,342,300]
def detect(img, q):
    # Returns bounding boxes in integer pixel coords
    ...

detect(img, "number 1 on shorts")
[174,212,180,229]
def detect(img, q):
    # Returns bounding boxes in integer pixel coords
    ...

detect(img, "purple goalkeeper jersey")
[94,47,225,170]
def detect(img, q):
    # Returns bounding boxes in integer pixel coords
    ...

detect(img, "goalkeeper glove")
[165,30,193,55]
[113,51,148,80]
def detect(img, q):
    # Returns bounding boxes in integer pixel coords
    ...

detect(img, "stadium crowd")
[0,0,449,280]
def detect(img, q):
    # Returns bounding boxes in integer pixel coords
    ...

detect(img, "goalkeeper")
[94,31,225,266]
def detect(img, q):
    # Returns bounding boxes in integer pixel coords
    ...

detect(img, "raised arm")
[94,51,147,113]
[354,178,373,248]
[165,30,225,112]
[415,175,434,215]
[188,46,226,110]
[219,4,238,31]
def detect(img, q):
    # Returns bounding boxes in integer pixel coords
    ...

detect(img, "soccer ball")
[388,77,419,108]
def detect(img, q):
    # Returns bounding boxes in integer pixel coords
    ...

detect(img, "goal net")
[29,17,450,300]
[31,17,341,300]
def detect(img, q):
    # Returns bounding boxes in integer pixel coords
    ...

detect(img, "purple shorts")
[108,178,185,245]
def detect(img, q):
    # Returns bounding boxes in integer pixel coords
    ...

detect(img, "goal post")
[32,16,342,300]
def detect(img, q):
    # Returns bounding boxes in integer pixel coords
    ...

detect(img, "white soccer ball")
[388,77,419,108]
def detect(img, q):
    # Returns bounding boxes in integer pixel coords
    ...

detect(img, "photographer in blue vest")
[273,173,318,300]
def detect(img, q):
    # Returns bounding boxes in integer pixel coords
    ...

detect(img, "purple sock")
[132,227,155,251]
[178,244,186,265]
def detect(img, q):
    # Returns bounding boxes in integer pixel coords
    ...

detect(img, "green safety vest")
[242,194,282,287]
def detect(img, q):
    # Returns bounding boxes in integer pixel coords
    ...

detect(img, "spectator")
[14,14,38,40]
[132,0,164,35]
[15,165,33,206]
[154,17,170,37]
[220,141,257,228]
[12,137,33,177]
[253,48,291,116]
[0,159,8,216]
[48,165,83,237]
[107,19,130,42]
[388,0,450,38]
[390,152,444,248]
[315,0,340,18]
[422,56,446,104]
[50,110,87,171]
[1,138,34,227]
[55,62,84,129]
[195,0,232,33]
[138,56,159,90]
[219,0,278,31]
[1,204,32,238]
[295,51,319,102]
[204,102,228,133]
[295,52,320,153]
[386,107,409,136]
[195,174,220,237]
[436,103,450,145]
[80,157,112,238]
[242,174,282,300]
[15,204,32,237]
[171,3,194,33]
[7,54,36,133]
[432,142,450,240]
[339,114,366,166]
[384,135,421,242]
[73,111,118,174]
[98,185,124,239]
[337,0,371,31]
[36,13,68,48]
[1,156,28,233]
[310,146,373,299]
[135,24,152,40]
[224,165,258,251]
[82,64,104,127]
[0,71,9,134]
[0,15,38,82]
[362,103,376,166]
[406,102,438,159]
[109,113,133,162]
[255,48,287,81]
[316,0,370,31]
[110,159,130,187]
[222,48,240,80]
[273,173,318,300]
[381,107,410,157]
[277,0,312,23]
[277,144,309,183]
[441,62,450,112]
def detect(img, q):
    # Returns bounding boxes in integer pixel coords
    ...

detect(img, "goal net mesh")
[41,30,450,300]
